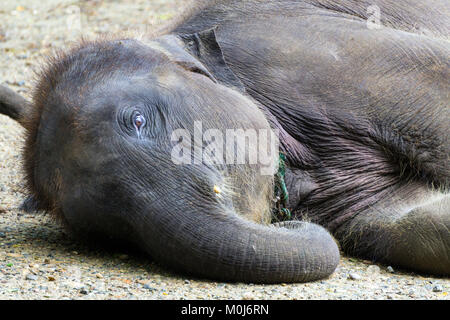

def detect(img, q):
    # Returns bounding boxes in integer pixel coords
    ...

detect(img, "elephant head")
[22,29,339,283]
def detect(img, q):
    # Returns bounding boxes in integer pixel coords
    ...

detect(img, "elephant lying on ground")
[0,0,448,283]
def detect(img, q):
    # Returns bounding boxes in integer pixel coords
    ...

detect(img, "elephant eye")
[133,113,146,131]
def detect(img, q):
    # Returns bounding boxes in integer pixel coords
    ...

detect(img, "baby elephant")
[0,0,448,283]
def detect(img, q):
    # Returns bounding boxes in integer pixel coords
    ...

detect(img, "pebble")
[242,292,256,300]
[432,285,443,293]
[367,265,380,274]
[386,266,395,273]
[25,274,38,281]
[348,273,362,280]
[79,288,89,295]
[143,284,157,292]
[0,232,5,238]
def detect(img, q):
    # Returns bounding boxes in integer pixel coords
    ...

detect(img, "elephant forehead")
[140,38,175,58]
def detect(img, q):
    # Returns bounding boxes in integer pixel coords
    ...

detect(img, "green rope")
[273,152,291,221]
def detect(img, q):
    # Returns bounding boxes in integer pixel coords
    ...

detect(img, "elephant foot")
[335,187,450,276]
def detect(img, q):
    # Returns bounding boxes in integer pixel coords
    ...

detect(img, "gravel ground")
[0,0,449,300]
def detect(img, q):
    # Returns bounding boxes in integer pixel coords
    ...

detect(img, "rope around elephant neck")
[273,152,291,221]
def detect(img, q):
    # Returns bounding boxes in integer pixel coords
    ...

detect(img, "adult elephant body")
[0,0,449,281]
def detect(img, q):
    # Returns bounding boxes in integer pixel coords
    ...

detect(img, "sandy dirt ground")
[0,0,448,300]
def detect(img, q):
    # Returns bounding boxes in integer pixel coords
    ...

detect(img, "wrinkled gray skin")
[171,0,450,276]
[0,0,449,282]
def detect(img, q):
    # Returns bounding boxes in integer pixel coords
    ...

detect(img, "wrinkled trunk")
[136,204,340,283]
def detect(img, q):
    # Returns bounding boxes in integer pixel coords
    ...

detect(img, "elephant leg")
[335,183,450,275]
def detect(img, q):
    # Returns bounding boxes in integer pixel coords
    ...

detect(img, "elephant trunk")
[136,204,340,283]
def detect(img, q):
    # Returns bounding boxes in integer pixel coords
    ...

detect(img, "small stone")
[386,266,395,273]
[67,281,83,290]
[25,274,38,281]
[143,284,157,291]
[95,273,103,279]
[242,292,255,300]
[432,285,443,293]
[48,276,56,281]
[0,232,5,238]
[29,268,39,275]
[367,265,380,274]
[79,288,89,295]
[184,280,190,284]
[347,272,361,280]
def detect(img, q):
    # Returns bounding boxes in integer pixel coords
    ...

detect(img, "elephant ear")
[178,27,246,93]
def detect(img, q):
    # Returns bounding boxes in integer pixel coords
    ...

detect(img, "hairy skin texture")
[0,0,449,280]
